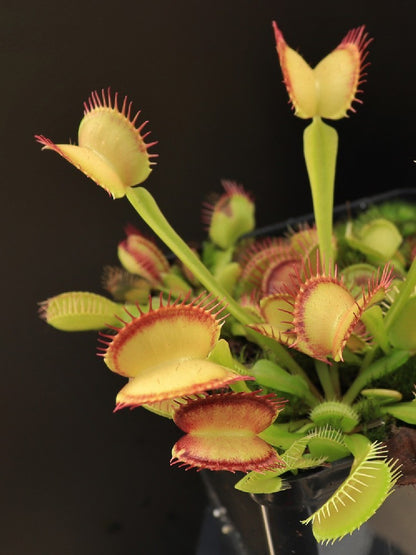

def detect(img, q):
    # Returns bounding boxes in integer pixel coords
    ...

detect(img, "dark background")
[2,1,415,554]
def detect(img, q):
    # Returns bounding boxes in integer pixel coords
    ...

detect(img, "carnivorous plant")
[37,22,416,543]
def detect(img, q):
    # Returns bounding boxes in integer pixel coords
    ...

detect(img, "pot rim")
[251,187,416,238]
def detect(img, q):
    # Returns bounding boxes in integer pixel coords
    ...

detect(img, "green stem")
[360,308,390,355]
[126,187,308,379]
[303,117,338,272]
[330,363,341,398]
[342,349,410,404]
[359,347,377,375]
[315,360,336,399]
[384,256,416,331]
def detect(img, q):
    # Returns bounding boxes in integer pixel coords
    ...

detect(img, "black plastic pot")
[250,458,353,554]
[200,459,347,555]
[199,460,409,555]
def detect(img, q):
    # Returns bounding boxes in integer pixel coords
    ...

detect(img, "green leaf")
[259,422,305,450]
[302,435,402,543]
[281,434,310,462]
[275,433,328,472]
[360,305,390,354]
[387,296,416,350]
[381,401,416,424]
[276,432,326,470]
[251,359,312,400]
[345,218,402,264]
[308,427,350,462]
[39,291,130,331]
[208,339,252,392]
[303,117,338,271]
[385,256,416,332]
[235,471,288,494]
[310,401,360,432]
[360,388,402,405]
[344,432,371,459]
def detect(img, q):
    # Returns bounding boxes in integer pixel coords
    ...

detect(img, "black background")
[2,1,415,554]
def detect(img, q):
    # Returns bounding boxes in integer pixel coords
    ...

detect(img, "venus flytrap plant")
[37,21,416,545]
[99,294,241,403]
[36,90,158,199]
[117,225,170,287]
[272,22,371,271]
[203,180,255,250]
[171,392,287,472]
[39,291,138,331]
